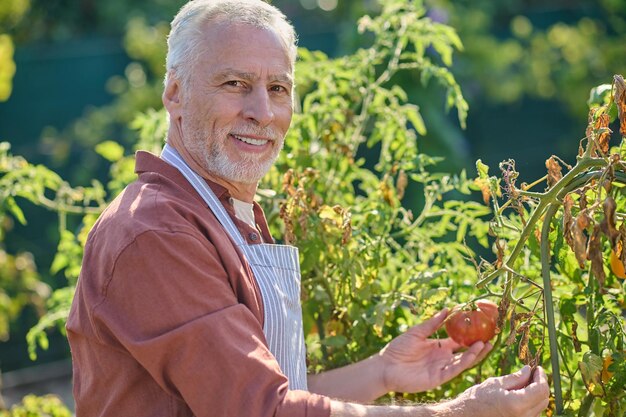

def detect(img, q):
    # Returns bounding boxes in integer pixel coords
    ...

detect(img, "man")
[66,0,551,416]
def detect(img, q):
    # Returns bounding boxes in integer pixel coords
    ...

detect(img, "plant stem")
[541,202,564,415]
[586,275,600,355]
[0,370,5,410]
[478,157,606,287]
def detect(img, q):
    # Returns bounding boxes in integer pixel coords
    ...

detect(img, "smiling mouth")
[231,134,270,146]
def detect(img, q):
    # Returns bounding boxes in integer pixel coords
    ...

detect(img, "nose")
[243,88,274,127]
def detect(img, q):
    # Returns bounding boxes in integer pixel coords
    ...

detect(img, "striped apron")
[161,144,308,390]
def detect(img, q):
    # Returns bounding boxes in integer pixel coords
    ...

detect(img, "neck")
[166,122,258,203]
[205,172,258,203]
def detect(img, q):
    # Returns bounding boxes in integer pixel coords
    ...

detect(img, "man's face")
[180,22,294,184]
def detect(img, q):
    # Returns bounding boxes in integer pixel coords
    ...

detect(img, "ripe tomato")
[609,249,626,279]
[445,300,499,347]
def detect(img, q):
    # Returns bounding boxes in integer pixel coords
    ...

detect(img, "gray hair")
[165,0,298,88]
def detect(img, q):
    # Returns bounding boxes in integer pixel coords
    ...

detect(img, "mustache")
[227,125,282,141]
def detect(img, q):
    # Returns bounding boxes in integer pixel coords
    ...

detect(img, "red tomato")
[445,300,499,347]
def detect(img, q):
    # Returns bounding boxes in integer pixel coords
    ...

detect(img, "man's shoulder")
[87,165,213,259]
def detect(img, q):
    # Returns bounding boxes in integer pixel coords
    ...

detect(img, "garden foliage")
[0,0,624,415]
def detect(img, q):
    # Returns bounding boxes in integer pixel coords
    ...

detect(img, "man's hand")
[329,365,551,417]
[309,308,492,402]
[438,365,551,417]
[379,308,492,393]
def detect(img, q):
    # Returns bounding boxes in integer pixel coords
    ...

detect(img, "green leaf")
[476,159,490,179]
[405,104,427,136]
[50,253,69,275]
[409,269,447,284]
[587,84,612,109]
[95,140,125,162]
[422,287,449,304]
[6,195,26,225]
[579,351,604,396]
[321,335,348,347]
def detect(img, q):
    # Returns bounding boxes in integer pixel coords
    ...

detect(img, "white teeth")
[232,134,268,146]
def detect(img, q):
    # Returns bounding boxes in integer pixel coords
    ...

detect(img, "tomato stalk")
[477,157,607,288]
[541,202,564,415]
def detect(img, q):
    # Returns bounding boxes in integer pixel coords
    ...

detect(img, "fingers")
[437,337,463,351]
[507,367,551,416]
[532,366,548,385]
[439,341,493,383]
[473,341,493,363]
[408,308,449,338]
[498,365,533,390]
[449,341,492,368]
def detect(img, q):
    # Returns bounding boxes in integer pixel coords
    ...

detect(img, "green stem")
[0,370,5,410]
[478,157,606,288]
[586,277,600,355]
[348,21,408,150]
[522,175,548,191]
[541,202,564,415]
[530,168,626,415]
[37,193,104,215]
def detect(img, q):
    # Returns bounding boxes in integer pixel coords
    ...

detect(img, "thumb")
[499,366,532,391]
[409,308,449,338]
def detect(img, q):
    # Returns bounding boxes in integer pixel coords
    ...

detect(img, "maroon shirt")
[66,151,331,417]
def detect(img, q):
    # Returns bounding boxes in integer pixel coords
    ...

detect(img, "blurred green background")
[0,0,624,380]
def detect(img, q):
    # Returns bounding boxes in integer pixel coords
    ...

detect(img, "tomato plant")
[1,1,625,416]
[474,75,626,416]
[445,300,498,346]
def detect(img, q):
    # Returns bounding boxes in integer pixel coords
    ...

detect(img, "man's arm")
[308,310,491,403]
[90,229,330,417]
[328,366,550,417]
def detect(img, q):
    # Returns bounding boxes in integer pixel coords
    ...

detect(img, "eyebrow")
[213,68,293,85]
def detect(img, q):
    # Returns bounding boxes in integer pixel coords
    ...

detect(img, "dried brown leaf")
[341,211,352,245]
[396,170,408,200]
[578,138,585,158]
[298,211,308,239]
[595,113,611,154]
[474,178,491,205]
[506,313,518,346]
[572,212,591,268]
[280,203,296,245]
[587,226,605,289]
[282,169,296,196]
[571,320,581,353]
[495,239,505,269]
[546,156,563,189]
[600,196,619,248]
[497,296,510,334]
[518,323,531,363]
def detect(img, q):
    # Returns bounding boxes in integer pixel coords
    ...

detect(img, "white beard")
[184,123,284,184]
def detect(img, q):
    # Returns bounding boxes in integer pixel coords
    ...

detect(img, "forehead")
[195,21,293,79]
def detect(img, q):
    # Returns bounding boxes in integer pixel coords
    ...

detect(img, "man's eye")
[225,80,242,87]
[270,85,288,93]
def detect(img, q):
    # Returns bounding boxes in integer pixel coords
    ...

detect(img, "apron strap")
[161,144,246,246]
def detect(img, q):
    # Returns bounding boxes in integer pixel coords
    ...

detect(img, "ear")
[163,71,183,117]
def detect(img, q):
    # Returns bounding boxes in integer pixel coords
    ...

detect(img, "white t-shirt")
[232,198,256,230]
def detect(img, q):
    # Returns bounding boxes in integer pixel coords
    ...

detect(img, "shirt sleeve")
[89,229,330,417]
